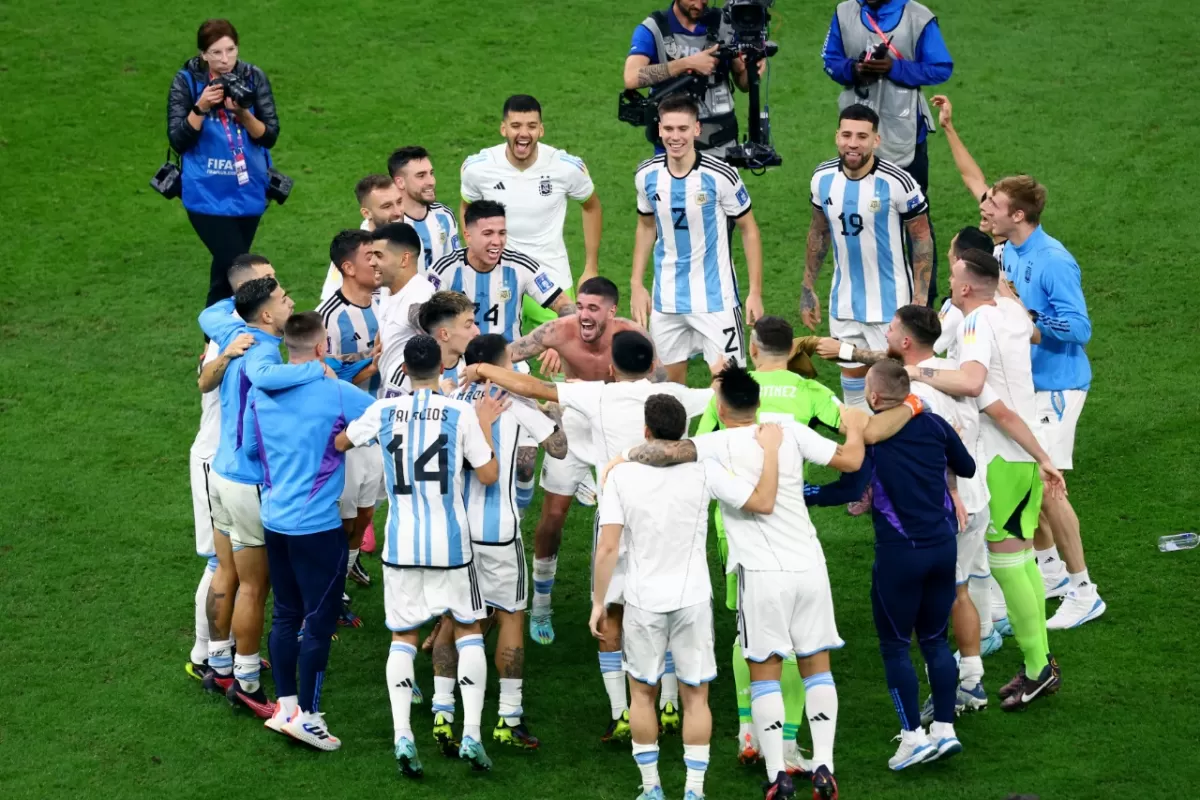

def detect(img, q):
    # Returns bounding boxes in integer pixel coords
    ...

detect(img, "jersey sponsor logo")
[694,190,709,205]
[652,192,662,202]
[439,230,448,244]
[1024,265,1032,282]
[493,181,506,190]
[823,196,833,206]
[538,176,552,196]
[533,273,554,293]
[736,186,749,206]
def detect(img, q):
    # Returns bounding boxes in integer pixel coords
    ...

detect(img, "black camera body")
[150,151,182,199]
[216,72,255,108]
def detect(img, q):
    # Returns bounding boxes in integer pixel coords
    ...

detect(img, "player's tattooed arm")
[542,428,569,460]
[627,438,699,467]
[549,292,577,317]
[650,361,669,383]
[508,320,558,363]
[801,207,831,329]
[852,347,889,365]
[636,62,673,87]
[906,214,934,305]
[516,445,538,482]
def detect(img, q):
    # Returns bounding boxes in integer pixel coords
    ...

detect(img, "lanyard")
[864,11,905,60]
[215,107,245,156]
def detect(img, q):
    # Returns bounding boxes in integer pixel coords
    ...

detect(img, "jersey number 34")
[386,433,449,495]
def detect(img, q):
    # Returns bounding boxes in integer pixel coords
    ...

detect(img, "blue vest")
[179,71,269,217]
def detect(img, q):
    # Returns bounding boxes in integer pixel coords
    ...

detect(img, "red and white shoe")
[361,521,376,554]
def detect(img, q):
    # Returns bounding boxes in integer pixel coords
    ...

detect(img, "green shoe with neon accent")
[659,701,681,734]
[493,717,541,749]
[602,710,631,742]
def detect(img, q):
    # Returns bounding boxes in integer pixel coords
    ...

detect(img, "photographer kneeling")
[167,19,281,307]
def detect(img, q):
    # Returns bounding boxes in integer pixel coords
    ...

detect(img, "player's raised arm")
[507,319,562,364]
[462,362,560,404]
[930,95,990,201]
[577,191,602,291]
[199,332,255,392]
[801,206,831,331]
[908,360,987,398]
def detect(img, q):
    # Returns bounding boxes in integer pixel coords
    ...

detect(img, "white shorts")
[383,563,486,632]
[1036,390,1086,470]
[829,317,889,369]
[956,508,991,585]
[651,308,745,367]
[540,407,594,496]
[590,509,626,605]
[340,445,383,518]
[474,537,528,613]
[207,471,264,550]
[736,567,844,662]
[623,601,717,686]
[189,450,216,558]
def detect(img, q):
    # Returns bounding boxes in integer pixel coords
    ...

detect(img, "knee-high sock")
[840,375,868,412]
[192,558,216,664]
[531,556,557,616]
[1022,552,1052,657]
[659,652,679,709]
[632,741,661,793]
[683,743,710,796]
[733,642,753,725]
[516,474,535,511]
[387,642,416,743]
[781,655,806,745]
[968,576,994,638]
[989,550,1049,675]
[456,634,487,742]
[599,650,627,718]
[802,672,837,773]
[751,680,786,781]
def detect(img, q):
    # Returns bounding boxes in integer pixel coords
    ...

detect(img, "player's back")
[962,299,1040,464]
[212,331,276,484]
[753,370,843,430]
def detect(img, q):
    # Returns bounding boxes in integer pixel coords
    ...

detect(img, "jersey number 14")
[474,302,500,327]
[386,433,449,495]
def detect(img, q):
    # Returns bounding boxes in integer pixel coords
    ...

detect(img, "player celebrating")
[388,146,461,272]
[631,93,765,384]
[594,396,784,800]
[371,222,435,395]
[337,335,506,776]
[802,104,934,414]
[321,174,407,300]
[460,94,602,324]
[383,290,479,397]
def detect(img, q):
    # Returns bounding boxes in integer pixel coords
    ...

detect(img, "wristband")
[621,447,634,461]
[902,394,924,416]
[838,341,856,361]
[191,103,204,116]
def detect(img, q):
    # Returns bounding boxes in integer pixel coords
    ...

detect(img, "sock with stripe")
[683,743,710,796]
[781,655,806,748]
[802,672,837,773]
[234,652,261,693]
[659,652,679,710]
[751,680,786,781]
[599,650,627,718]
[433,676,457,723]
[516,474,535,511]
[208,638,233,677]
[840,375,869,412]
[456,634,487,742]
[989,549,1049,675]
[191,558,216,665]
[1022,552,1052,656]
[386,642,416,743]
[531,556,557,617]
[498,678,523,724]
[733,642,753,725]
[632,741,661,793]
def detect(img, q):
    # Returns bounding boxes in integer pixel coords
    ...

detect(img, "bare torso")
[547,317,641,381]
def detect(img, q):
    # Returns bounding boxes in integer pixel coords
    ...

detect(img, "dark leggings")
[187,211,262,308]
[903,140,939,305]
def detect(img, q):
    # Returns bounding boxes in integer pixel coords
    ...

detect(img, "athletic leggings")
[187,211,262,308]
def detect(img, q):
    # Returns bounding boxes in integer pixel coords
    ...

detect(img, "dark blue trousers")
[871,538,958,730]
[265,527,348,713]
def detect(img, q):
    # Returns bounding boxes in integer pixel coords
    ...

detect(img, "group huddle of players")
[184,89,1098,800]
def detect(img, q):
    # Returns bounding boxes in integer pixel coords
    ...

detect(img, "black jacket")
[166,57,280,154]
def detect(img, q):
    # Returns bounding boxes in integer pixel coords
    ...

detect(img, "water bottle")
[1158,533,1198,552]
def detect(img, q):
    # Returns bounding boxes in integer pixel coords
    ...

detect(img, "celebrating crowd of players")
[182,86,1099,800]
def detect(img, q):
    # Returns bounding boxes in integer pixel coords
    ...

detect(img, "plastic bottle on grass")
[1158,533,1198,552]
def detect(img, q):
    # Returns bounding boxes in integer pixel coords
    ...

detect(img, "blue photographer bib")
[180,71,269,217]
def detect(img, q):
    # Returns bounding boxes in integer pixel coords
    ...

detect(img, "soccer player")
[371,222,435,396]
[318,229,384,593]
[337,334,505,776]
[198,276,330,714]
[245,311,376,750]
[321,174,407,300]
[631,93,765,385]
[909,249,1068,711]
[806,360,975,770]
[382,290,478,397]
[460,94,601,325]
[187,254,271,682]
[388,146,461,272]
[986,175,1104,629]
[802,104,934,414]
[614,364,870,800]
[594,395,784,800]
[928,96,1009,259]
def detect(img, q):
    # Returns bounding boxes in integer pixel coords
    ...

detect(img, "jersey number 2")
[387,433,449,495]
[475,302,500,327]
[672,207,689,230]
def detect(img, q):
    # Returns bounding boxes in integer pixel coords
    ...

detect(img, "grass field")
[2,1,1200,798]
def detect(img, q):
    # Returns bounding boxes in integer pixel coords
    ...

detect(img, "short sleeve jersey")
[428,248,563,343]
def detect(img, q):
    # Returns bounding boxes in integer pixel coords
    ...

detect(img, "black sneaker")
[1000,662,1059,711]
[999,666,1026,699]
[763,771,796,799]
[185,660,210,682]
[348,559,371,587]
[811,765,838,799]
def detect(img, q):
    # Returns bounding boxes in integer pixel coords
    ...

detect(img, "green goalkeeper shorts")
[985,456,1044,543]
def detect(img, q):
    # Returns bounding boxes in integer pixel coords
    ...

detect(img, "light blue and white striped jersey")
[409,203,461,272]
[383,356,464,399]
[453,383,557,544]
[345,389,493,568]
[317,290,381,395]
[810,157,928,323]
[635,153,751,315]
[427,248,563,342]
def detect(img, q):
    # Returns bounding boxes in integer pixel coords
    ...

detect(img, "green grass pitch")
[1,1,1198,797]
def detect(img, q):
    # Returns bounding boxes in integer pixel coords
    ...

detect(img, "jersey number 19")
[386,433,449,495]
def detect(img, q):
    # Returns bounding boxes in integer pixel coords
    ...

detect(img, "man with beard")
[460,94,602,328]
[321,175,408,300]
[371,222,436,391]
[388,146,461,272]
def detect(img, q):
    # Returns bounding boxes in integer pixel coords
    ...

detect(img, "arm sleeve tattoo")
[627,438,698,467]
[637,62,672,88]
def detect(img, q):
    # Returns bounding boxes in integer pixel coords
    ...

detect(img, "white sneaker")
[783,746,814,776]
[283,711,342,751]
[1047,586,1106,629]
[264,702,298,735]
[926,723,963,762]
[888,729,935,771]
[1041,561,1069,598]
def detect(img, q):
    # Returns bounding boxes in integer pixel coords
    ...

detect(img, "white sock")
[387,642,416,743]
[433,676,457,722]
[499,677,523,723]
[208,638,233,676]
[599,651,627,718]
[532,556,557,616]
[456,634,487,742]
[968,577,994,637]
[632,741,661,793]
[1036,545,1062,571]
[659,652,679,709]
[234,652,261,693]
[929,720,957,741]
[958,655,984,689]
[802,672,838,773]
[988,575,1008,621]
[840,375,869,412]
[191,559,215,664]
[683,743,710,795]
[277,694,299,720]
[1068,569,1093,591]
[751,680,785,781]
[347,547,360,572]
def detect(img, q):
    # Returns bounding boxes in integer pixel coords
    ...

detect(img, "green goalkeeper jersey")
[696,368,843,610]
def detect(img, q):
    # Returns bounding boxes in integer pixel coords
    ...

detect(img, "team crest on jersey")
[498,288,512,301]
[1024,265,1031,282]
[868,198,881,212]
[694,190,709,205]
[439,230,447,244]
[538,176,552,196]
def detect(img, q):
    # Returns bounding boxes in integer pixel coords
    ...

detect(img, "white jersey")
[191,340,222,459]
[556,379,713,470]
[320,219,372,301]
[460,143,594,288]
[935,298,963,360]
[692,422,837,572]
[427,248,563,343]
[911,356,989,514]
[599,460,753,612]
[317,290,381,395]
[809,157,928,323]
[346,390,493,568]
[454,382,556,544]
[320,209,459,300]
[383,357,465,399]
[376,274,436,396]
[958,298,1041,464]
[635,153,751,315]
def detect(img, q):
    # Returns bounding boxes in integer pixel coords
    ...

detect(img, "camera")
[150,149,182,199]
[266,167,293,205]
[215,72,255,108]
[867,40,890,60]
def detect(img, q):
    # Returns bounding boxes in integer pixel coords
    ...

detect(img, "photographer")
[167,19,280,307]
[623,0,760,158]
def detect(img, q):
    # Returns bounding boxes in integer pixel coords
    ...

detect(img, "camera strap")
[864,12,904,59]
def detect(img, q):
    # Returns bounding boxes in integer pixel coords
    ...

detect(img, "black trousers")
[187,211,262,308]
[902,139,939,306]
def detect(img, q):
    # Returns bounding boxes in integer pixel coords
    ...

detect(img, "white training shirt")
[191,340,223,459]
[346,389,492,569]
[427,248,563,343]
[599,460,753,612]
[320,208,459,300]
[635,153,751,315]
[911,356,990,515]
[934,298,963,360]
[460,143,594,288]
[692,422,837,573]
[958,298,1042,464]
[376,274,436,396]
